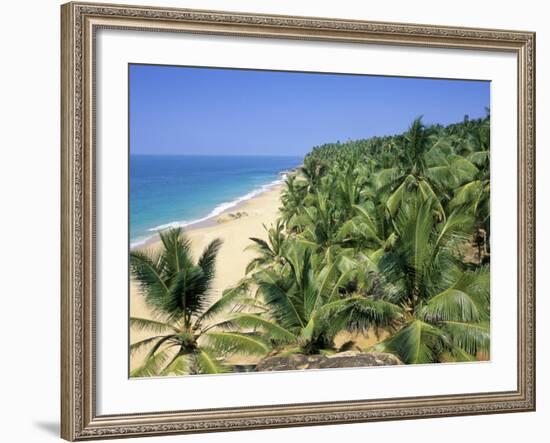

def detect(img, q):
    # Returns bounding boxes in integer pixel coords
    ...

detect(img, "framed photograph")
[61,1,536,440]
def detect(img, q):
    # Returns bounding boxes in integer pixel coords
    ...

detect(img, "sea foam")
[130,174,287,249]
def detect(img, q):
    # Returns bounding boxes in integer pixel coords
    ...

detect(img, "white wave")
[131,177,285,248]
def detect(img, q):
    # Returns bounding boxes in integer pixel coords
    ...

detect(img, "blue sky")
[129,64,489,156]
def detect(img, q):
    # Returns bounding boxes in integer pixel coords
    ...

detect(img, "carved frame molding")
[61,2,535,440]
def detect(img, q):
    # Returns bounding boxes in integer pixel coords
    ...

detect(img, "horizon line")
[130,153,306,157]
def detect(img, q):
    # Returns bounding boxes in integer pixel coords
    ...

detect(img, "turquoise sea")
[130,155,303,246]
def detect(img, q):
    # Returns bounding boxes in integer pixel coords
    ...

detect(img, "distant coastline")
[130,154,302,248]
[130,181,287,370]
[131,177,289,250]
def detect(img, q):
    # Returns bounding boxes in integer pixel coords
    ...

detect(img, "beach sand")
[130,184,284,371]
[129,182,387,372]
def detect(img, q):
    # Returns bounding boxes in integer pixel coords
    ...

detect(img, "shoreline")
[131,173,292,250]
[130,182,286,369]
[134,181,285,250]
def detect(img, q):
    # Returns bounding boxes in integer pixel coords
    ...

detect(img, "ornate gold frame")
[61,2,536,440]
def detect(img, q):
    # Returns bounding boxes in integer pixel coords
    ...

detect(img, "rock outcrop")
[318,351,402,368]
[255,354,326,371]
[255,351,402,372]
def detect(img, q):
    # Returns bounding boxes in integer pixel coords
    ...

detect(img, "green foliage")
[131,114,491,375]
[129,228,272,376]
[243,115,491,363]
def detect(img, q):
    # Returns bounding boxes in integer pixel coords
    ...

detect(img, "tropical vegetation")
[130,114,490,375]
[129,229,273,376]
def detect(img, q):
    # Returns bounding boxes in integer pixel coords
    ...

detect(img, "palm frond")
[204,331,272,356]
[198,238,223,284]
[129,250,169,308]
[319,296,403,335]
[199,279,251,322]
[195,348,228,374]
[160,353,193,376]
[468,150,489,167]
[129,335,170,355]
[220,313,296,343]
[442,321,490,356]
[376,320,448,364]
[450,156,479,183]
[158,227,193,276]
[420,288,481,323]
[434,210,473,252]
[256,276,305,330]
[452,266,490,310]
[163,265,210,320]
[426,165,457,189]
[245,237,273,255]
[406,196,434,276]
[129,317,177,334]
[130,350,170,378]
[449,180,484,211]
[143,334,175,361]
[387,175,414,216]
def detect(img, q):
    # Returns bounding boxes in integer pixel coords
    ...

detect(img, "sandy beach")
[130,184,284,370]
[129,181,385,370]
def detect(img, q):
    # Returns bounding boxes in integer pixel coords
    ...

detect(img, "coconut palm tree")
[244,241,402,355]
[129,228,272,376]
[401,116,431,175]
[300,156,327,192]
[380,118,447,220]
[288,191,341,250]
[334,164,365,220]
[277,116,492,365]
[373,194,490,363]
[450,134,490,262]
[245,220,287,274]
[279,174,307,228]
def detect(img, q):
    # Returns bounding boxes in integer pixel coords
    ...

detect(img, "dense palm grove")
[130,115,491,376]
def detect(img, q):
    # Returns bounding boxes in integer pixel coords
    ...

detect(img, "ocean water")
[130,155,302,246]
